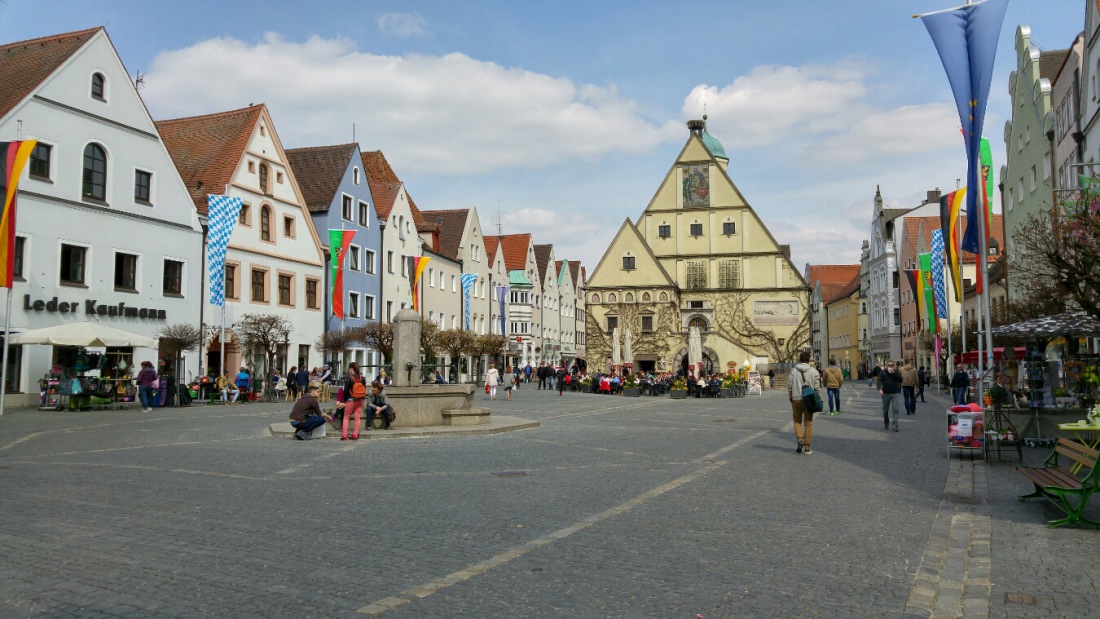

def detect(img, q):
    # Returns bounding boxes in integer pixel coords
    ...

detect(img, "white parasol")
[10,321,158,348]
[624,329,633,371]
[688,325,703,378]
[611,327,621,372]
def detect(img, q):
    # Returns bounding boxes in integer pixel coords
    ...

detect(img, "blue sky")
[0,1,1087,272]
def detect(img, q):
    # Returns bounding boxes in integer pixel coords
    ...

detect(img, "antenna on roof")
[352,122,356,144]
[134,71,144,91]
[496,198,503,239]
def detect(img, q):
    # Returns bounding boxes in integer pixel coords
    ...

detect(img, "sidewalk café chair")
[274,377,288,400]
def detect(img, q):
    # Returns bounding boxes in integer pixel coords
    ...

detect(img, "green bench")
[1018,437,1100,528]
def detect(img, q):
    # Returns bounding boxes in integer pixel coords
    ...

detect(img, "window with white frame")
[365,249,376,274]
[349,292,360,318]
[364,294,375,319]
[349,246,360,271]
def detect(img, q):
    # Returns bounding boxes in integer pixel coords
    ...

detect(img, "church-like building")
[585,119,809,376]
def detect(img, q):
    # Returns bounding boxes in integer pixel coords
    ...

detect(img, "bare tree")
[473,333,508,367]
[354,322,394,365]
[1010,183,1100,319]
[420,319,439,361]
[316,327,356,366]
[235,313,293,380]
[712,292,810,363]
[154,323,203,386]
[436,329,475,378]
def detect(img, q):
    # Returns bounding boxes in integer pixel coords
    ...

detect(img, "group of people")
[289,362,395,440]
[870,360,929,432]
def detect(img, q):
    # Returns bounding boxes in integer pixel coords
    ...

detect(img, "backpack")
[800,370,823,413]
[564,374,571,385]
[350,379,368,399]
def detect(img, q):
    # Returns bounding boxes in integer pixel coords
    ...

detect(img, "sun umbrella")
[611,327,621,372]
[991,312,1100,339]
[624,329,633,369]
[688,325,702,378]
[9,321,158,348]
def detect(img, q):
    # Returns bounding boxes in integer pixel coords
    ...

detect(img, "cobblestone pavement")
[0,382,1096,618]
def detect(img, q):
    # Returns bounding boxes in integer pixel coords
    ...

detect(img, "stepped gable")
[156,105,264,214]
[418,209,469,261]
[285,143,357,213]
[0,27,101,121]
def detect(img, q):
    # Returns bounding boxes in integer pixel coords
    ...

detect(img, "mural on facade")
[682,164,709,208]
[752,300,800,326]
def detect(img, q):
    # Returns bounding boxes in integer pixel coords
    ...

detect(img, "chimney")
[432,217,442,253]
[780,244,791,259]
[926,188,941,204]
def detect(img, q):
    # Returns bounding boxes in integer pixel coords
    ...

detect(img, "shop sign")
[23,295,167,320]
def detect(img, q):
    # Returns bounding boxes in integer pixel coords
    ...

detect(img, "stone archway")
[670,346,720,377]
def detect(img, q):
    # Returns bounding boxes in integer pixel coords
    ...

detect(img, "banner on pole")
[0,140,37,288]
[930,229,949,319]
[207,194,244,307]
[329,229,356,318]
[461,273,478,330]
[496,285,508,337]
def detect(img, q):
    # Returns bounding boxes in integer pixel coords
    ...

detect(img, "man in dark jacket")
[289,383,327,440]
[951,368,970,405]
[878,360,903,432]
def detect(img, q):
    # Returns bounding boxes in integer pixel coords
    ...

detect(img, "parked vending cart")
[948,404,985,455]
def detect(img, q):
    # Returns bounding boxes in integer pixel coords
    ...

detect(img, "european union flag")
[920,0,1007,254]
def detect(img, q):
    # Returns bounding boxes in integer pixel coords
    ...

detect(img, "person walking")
[295,366,310,400]
[787,351,822,455]
[767,368,775,389]
[338,362,370,440]
[824,358,844,415]
[878,360,903,432]
[504,366,516,400]
[486,363,500,401]
[900,360,918,415]
[951,368,970,405]
[557,366,567,396]
[135,361,157,412]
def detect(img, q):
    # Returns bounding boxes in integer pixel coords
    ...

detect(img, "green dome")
[702,129,726,159]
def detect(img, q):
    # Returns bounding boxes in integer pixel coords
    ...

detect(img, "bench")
[1018,437,1100,528]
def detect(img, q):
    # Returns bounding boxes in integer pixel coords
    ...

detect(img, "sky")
[0,0,1088,274]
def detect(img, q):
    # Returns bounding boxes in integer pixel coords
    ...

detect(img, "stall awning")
[953,347,1025,365]
[9,321,158,348]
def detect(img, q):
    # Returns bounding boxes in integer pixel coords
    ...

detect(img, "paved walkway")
[0,383,1095,617]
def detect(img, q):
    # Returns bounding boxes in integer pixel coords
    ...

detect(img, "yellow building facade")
[585,120,809,375]
[826,277,861,377]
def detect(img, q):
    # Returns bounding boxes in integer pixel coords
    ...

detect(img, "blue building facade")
[286,144,382,374]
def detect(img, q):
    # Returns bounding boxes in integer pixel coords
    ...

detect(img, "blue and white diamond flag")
[461,273,478,330]
[930,229,948,319]
[207,194,244,307]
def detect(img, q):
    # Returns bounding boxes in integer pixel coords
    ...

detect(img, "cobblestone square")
[1,385,1097,618]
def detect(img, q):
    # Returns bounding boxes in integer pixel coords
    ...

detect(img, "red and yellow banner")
[0,140,37,288]
[329,229,356,318]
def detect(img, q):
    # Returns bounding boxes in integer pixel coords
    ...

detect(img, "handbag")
[485,384,490,394]
[800,370,823,413]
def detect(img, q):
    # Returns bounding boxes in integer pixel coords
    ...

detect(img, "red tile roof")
[284,143,357,213]
[902,215,1005,264]
[805,264,860,288]
[500,234,533,272]
[156,105,265,215]
[534,244,553,287]
[484,235,501,265]
[0,27,100,121]
[360,149,426,227]
[417,208,469,261]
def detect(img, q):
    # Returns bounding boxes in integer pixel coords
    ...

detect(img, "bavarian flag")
[1,140,37,288]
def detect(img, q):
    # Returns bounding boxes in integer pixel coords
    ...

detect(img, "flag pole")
[1,287,12,415]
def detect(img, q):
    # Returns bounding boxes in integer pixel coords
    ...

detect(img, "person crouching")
[289,383,329,440]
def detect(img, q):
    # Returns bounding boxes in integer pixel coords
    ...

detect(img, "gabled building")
[1001,26,1068,297]
[868,187,907,366]
[419,207,493,336]
[555,259,579,370]
[361,150,424,323]
[497,233,542,368]
[804,264,860,366]
[586,119,807,376]
[285,142,382,372]
[534,244,560,365]
[825,275,861,378]
[157,104,326,376]
[417,216,463,334]
[1,28,204,406]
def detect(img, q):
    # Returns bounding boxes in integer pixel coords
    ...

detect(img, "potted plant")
[622,374,640,397]
[669,376,688,399]
[580,377,593,393]
[1052,387,1076,408]
[720,375,736,398]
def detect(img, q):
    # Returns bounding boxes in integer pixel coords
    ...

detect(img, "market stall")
[10,322,158,411]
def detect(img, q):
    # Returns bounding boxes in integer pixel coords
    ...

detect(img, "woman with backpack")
[338,362,370,440]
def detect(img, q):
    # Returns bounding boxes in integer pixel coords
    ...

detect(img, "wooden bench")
[1018,437,1100,528]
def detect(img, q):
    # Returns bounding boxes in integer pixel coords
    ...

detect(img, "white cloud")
[142,33,682,175]
[377,13,429,38]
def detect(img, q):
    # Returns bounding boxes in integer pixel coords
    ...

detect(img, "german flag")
[1,140,37,288]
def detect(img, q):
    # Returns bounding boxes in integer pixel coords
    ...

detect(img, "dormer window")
[91,72,105,100]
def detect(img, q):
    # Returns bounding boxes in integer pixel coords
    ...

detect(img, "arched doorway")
[671,347,718,377]
[206,328,241,378]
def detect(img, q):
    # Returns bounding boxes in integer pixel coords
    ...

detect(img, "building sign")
[682,163,709,208]
[23,295,167,320]
[753,300,799,326]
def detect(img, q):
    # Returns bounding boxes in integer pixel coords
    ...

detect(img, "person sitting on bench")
[366,381,394,430]
[217,371,240,404]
